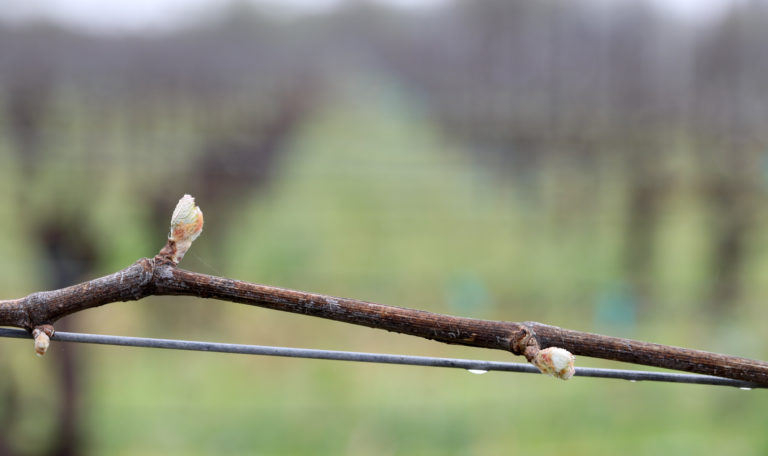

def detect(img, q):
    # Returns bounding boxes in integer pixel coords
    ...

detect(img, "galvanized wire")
[0,327,763,389]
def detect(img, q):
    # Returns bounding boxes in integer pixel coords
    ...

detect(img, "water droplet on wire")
[467,369,488,375]
[739,387,752,391]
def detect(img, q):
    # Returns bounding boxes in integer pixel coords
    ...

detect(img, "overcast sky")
[0,0,740,33]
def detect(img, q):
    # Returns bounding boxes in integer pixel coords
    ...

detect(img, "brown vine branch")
[1,195,767,385]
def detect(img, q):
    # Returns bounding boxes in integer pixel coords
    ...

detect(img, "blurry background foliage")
[1,0,768,454]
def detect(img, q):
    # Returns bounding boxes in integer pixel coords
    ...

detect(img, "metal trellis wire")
[0,327,763,389]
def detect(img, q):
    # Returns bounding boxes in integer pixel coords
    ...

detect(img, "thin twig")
[1,261,767,384]
[1,195,767,385]
[0,328,761,389]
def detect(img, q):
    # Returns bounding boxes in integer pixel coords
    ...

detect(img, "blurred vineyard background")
[1,0,768,454]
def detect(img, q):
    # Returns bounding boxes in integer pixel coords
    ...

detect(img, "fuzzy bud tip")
[169,194,204,263]
[532,347,575,380]
[33,330,50,357]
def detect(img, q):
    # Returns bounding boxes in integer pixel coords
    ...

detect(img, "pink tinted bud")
[532,347,575,380]
[169,194,204,263]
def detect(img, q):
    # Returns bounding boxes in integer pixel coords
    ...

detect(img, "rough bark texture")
[1,255,767,385]
[0,259,154,329]
[523,322,768,385]
[154,267,522,352]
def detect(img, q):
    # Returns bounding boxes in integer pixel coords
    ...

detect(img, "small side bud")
[532,347,575,380]
[32,325,55,357]
[34,333,50,357]
[168,194,204,264]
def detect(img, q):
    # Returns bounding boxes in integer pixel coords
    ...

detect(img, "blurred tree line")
[371,0,768,314]
[2,0,766,314]
[1,0,767,454]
